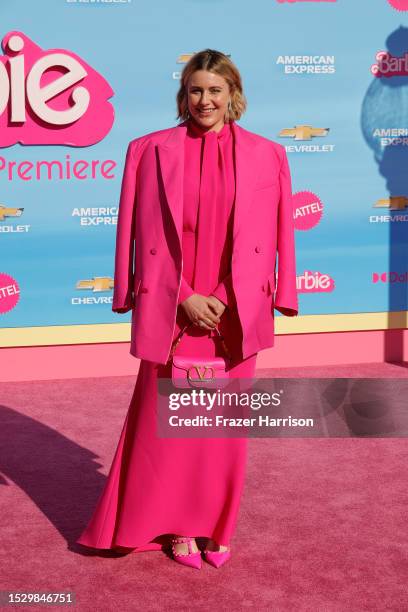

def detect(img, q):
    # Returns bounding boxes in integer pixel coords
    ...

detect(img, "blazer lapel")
[230,120,261,241]
[156,120,261,252]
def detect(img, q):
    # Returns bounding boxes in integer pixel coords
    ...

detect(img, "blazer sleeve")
[178,276,196,305]
[112,139,142,314]
[274,146,299,317]
[210,272,234,309]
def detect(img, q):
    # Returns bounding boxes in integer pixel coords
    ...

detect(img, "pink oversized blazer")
[112,120,298,364]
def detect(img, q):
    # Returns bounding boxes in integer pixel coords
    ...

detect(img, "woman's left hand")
[207,295,226,318]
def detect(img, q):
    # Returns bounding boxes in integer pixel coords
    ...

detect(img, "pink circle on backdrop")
[293,190,324,231]
[0,272,20,314]
[388,0,408,11]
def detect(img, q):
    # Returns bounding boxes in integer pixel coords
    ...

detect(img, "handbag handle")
[168,321,232,362]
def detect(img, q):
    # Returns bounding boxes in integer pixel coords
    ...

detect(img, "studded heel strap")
[171,536,197,557]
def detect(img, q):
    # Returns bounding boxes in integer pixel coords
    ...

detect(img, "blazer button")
[255,246,261,253]
[150,248,157,255]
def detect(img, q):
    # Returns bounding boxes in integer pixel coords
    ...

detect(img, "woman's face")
[186,70,230,131]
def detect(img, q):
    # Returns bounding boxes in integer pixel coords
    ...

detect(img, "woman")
[76,49,298,569]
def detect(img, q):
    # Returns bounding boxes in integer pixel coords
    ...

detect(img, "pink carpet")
[1,362,407,610]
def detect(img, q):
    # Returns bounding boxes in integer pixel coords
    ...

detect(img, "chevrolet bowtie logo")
[279,125,330,141]
[0,205,24,221]
[176,53,231,64]
[176,54,195,63]
[76,277,114,292]
[374,196,408,210]
[187,365,215,381]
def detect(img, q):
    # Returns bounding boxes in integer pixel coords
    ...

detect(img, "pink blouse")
[177,118,236,308]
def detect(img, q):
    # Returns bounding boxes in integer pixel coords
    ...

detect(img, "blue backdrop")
[1,0,407,340]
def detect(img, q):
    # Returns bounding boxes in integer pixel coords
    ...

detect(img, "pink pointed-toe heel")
[203,544,231,569]
[171,536,202,570]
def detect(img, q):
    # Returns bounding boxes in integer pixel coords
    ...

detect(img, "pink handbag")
[168,322,232,389]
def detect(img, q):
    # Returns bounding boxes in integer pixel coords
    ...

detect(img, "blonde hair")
[176,49,247,123]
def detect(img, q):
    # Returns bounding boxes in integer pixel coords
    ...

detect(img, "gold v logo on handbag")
[187,364,216,382]
[167,322,232,389]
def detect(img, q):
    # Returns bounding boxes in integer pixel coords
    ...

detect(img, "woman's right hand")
[180,294,221,330]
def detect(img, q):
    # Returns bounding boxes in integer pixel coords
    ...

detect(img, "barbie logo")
[371,50,408,77]
[388,0,408,11]
[0,31,114,147]
[297,270,335,293]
